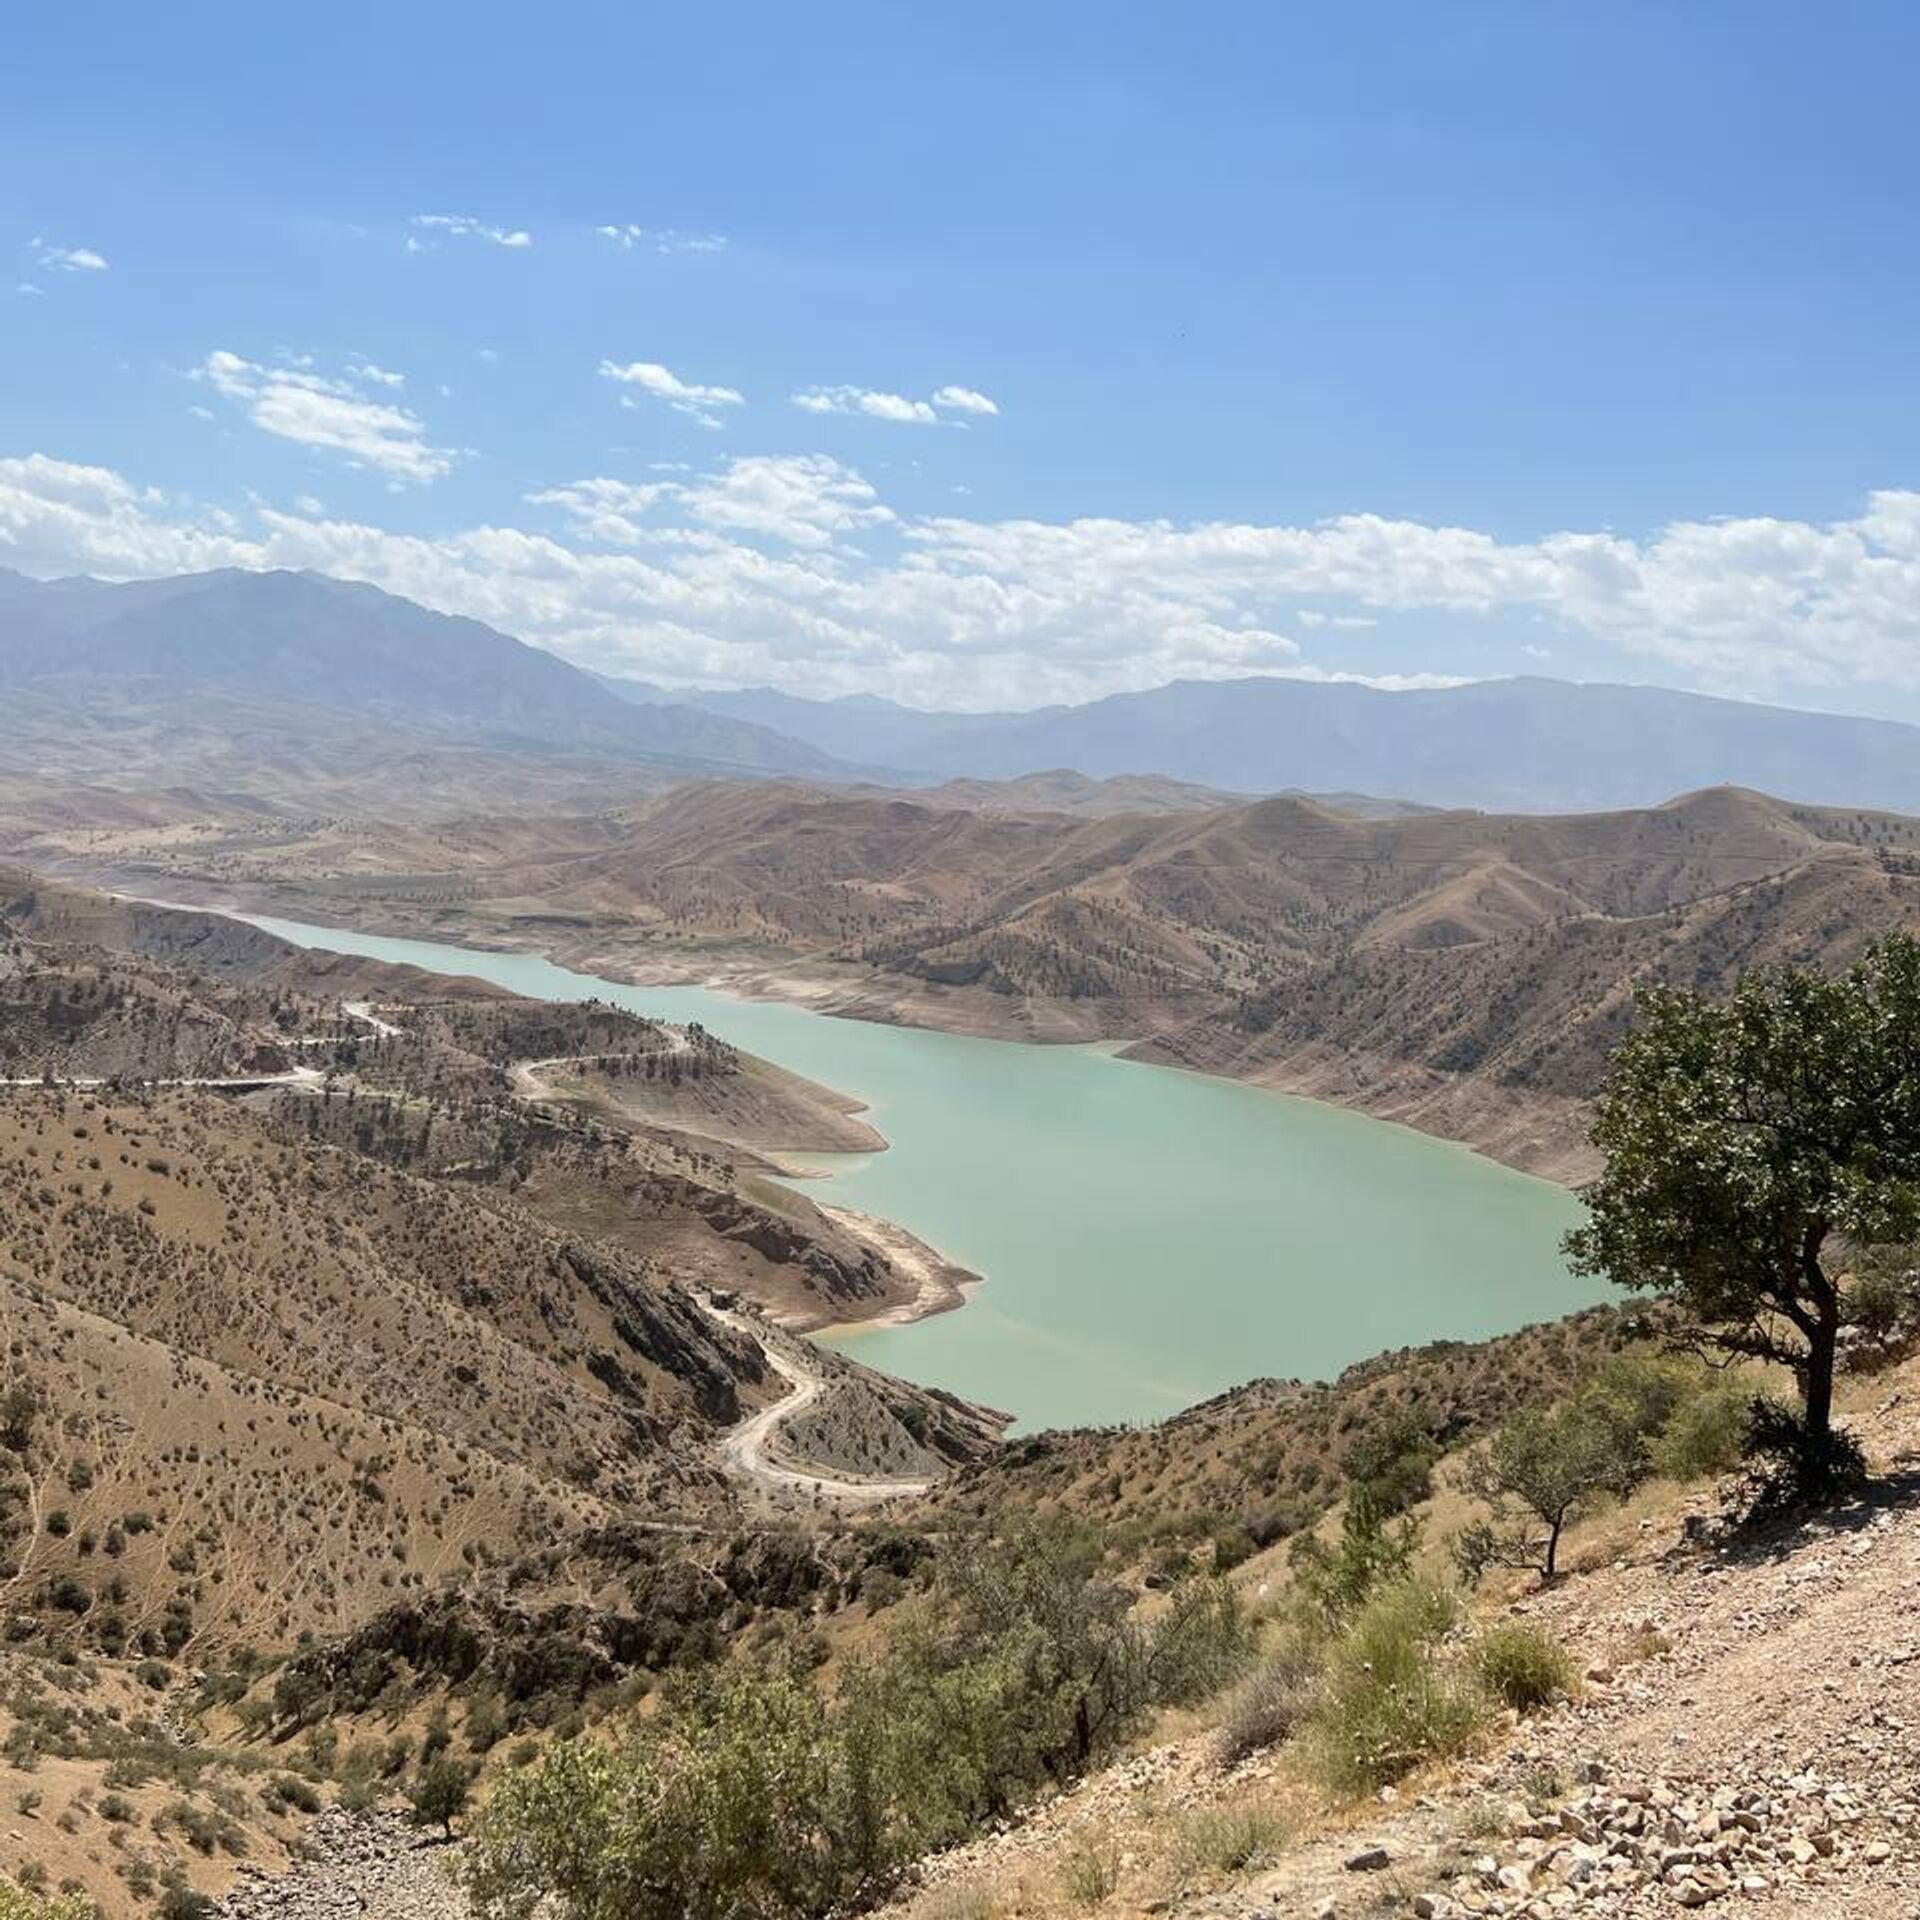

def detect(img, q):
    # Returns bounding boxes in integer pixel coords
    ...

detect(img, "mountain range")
[63,775,1920,1182]
[602,671,1920,814]
[10,564,1920,814]
[0,566,843,779]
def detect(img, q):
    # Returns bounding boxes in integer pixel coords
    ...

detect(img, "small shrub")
[1213,1646,1317,1765]
[1741,1400,1868,1513]
[1290,1490,1418,1626]
[1305,1580,1484,1795]
[1651,1383,1753,1480]
[1178,1802,1287,1875]
[1057,1836,1123,1909]
[1847,1249,1920,1342]
[408,1756,469,1838]
[1470,1622,1577,1712]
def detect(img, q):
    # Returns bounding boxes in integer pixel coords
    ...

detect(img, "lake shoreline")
[68,877,1598,1431]
[80,866,1591,1188]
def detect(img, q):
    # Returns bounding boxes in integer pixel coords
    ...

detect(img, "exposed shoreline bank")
[96,870,1592,1188]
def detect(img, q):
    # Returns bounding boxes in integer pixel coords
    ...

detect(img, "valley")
[5,572,1920,1920]
[24,777,1920,1185]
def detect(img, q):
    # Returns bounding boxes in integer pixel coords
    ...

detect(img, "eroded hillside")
[33,782,1920,1176]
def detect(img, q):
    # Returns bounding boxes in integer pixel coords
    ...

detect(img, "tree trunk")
[1802,1299,1837,1440]
[1799,1232,1839,1441]
[1543,1513,1563,1581]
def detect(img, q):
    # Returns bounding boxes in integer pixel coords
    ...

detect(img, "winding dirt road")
[704,1303,931,1506]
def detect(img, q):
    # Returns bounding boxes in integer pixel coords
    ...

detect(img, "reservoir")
[237,911,1595,1431]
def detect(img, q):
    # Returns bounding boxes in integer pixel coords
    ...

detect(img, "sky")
[4,3,1920,715]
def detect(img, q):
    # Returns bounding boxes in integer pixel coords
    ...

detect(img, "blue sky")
[5,3,1920,713]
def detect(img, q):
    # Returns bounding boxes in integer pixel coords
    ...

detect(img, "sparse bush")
[1305,1580,1483,1795]
[1651,1382,1753,1480]
[466,1523,1249,1920]
[1178,1802,1287,1875]
[1290,1489,1418,1626]
[1470,1622,1577,1712]
[1213,1646,1318,1765]
[914,1886,1001,1920]
[1056,1836,1123,1909]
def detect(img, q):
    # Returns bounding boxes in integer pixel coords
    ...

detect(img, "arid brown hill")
[17,783,1920,1174]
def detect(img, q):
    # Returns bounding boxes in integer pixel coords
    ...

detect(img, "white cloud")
[931,385,998,416]
[794,386,938,425]
[795,383,1000,425]
[8,447,1920,711]
[682,455,896,549]
[595,224,729,255]
[194,351,461,484]
[525,476,680,546]
[16,282,43,298]
[600,358,744,428]
[30,241,108,273]
[529,456,893,552]
[408,213,532,251]
[348,360,406,389]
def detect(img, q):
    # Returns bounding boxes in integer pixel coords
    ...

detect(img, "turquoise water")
[238,912,1594,1431]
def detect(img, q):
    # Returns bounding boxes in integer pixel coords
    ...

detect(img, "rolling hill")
[75,780,1920,1178]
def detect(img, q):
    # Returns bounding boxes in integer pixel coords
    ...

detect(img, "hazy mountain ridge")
[0,567,851,779]
[603,670,1920,814]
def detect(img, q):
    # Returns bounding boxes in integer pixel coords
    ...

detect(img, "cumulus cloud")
[407,213,532,251]
[194,351,460,484]
[528,456,893,552]
[595,224,729,255]
[28,240,108,273]
[794,383,1000,425]
[524,476,681,546]
[794,386,937,425]
[600,358,744,428]
[931,385,998,416]
[7,445,1920,711]
[681,455,896,549]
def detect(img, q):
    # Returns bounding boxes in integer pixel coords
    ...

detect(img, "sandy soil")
[815,1204,980,1325]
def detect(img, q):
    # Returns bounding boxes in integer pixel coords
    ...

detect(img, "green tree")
[1566,937,1920,1449]
[1289,1487,1420,1625]
[408,1756,470,1840]
[1459,1398,1640,1580]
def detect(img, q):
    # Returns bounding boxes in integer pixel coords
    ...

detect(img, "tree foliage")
[1458,1398,1641,1580]
[1566,936,1920,1449]
[464,1522,1249,1920]
[408,1755,470,1839]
